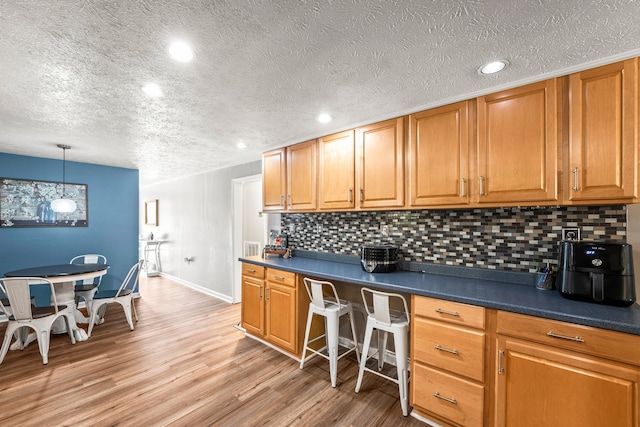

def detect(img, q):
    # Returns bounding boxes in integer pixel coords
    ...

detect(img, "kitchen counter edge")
[240,255,640,336]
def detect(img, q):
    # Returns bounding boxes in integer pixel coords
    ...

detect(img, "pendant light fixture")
[50,144,77,213]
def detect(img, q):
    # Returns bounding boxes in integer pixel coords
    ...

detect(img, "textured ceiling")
[1,1,639,186]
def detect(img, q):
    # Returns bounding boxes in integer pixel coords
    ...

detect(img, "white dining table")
[4,263,109,346]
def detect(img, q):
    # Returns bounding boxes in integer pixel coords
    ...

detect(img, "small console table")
[140,240,164,277]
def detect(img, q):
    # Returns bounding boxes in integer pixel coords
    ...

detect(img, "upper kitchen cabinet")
[263,148,287,211]
[356,118,405,209]
[476,79,559,205]
[287,140,317,211]
[408,101,471,207]
[318,130,356,210]
[262,141,318,212]
[566,58,638,203]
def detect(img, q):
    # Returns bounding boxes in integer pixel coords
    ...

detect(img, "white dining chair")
[87,260,143,337]
[70,254,107,323]
[0,277,77,365]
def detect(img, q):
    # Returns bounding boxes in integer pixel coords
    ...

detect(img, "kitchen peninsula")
[240,251,640,427]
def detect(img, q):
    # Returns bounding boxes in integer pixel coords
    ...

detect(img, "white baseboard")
[156,272,234,303]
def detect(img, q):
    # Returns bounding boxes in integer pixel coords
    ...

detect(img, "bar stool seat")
[299,278,360,388]
[355,287,410,416]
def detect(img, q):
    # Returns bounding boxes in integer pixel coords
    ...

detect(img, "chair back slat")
[0,278,57,321]
[117,260,143,297]
[70,254,107,285]
[372,293,391,324]
[361,287,410,326]
[303,277,340,310]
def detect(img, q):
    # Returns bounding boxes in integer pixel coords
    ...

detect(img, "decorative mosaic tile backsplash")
[282,206,627,273]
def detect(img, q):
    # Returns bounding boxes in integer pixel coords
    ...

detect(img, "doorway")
[232,175,280,303]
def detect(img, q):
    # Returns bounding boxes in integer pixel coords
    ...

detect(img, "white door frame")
[232,174,263,303]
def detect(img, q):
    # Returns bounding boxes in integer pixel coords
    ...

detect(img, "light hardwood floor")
[0,275,425,426]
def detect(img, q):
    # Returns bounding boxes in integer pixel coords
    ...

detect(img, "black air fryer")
[557,241,636,306]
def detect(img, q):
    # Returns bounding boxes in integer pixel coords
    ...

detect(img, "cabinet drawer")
[497,311,640,367]
[413,296,485,329]
[242,263,265,280]
[266,268,296,287]
[412,362,484,427]
[413,318,485,382]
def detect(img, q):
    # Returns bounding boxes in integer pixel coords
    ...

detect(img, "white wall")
[140,161,262,302]
[242,180,264,246]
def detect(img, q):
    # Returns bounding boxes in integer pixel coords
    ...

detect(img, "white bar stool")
[355,287,410,416]
[300,277,360,388]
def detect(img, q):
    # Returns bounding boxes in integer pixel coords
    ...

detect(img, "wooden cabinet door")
[241,277,265,337]
[567,58,638,202]
[265,282,297,353]
[287,140,317,211]
[356,118,404,208]
[318,130,355,210]
[408,101,471,206]
[476,79,559,204]
[262,148,286,211]
[495,336,640,427]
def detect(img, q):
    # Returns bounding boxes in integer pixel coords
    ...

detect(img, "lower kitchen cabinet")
[495,311,640,427]
[411,296,486,427]
[241,263,308,357]
[265,280,297,353]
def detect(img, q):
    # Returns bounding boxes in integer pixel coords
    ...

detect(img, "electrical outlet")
[561,227,581,241]
[380,224,390,237]
[316,224,323,233]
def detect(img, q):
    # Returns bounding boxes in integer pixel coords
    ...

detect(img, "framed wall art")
[145,199,158,226]
[0,178,88,227]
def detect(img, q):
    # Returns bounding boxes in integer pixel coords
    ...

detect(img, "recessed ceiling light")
[317,113,332,123]
[478,60,509,75]
[142,83,163,97]
[168,41,194,62]
[237,142,248,150]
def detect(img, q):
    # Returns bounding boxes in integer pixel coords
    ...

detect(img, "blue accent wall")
[0,153,139,305]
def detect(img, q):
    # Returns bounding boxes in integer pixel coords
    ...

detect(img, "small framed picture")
[145,199,158,226]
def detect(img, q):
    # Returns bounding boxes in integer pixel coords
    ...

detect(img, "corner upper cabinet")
[263,148,287,211]
[287,140,317,211]
[318,130,356,210]
[476,79,559,205]
[408,101,471,207]
[356,117,405,209]
[566,58,638,203]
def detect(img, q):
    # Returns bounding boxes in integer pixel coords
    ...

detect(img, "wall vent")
[243,241,261,257]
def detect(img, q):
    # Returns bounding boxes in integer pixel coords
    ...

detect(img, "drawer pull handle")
[433,392,457,405]
[246,269,256,273]
[498,349,504,374]
[273,275,285,280]
[547,331,584,343]
[435,308,459,317]
[259,286,263,299]
[434,345,459,355]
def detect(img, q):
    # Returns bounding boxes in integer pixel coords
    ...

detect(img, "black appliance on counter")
[360,244,398,273]
[556,241,636,307]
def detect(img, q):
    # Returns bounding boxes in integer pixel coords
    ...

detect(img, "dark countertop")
[240,253,640,336]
